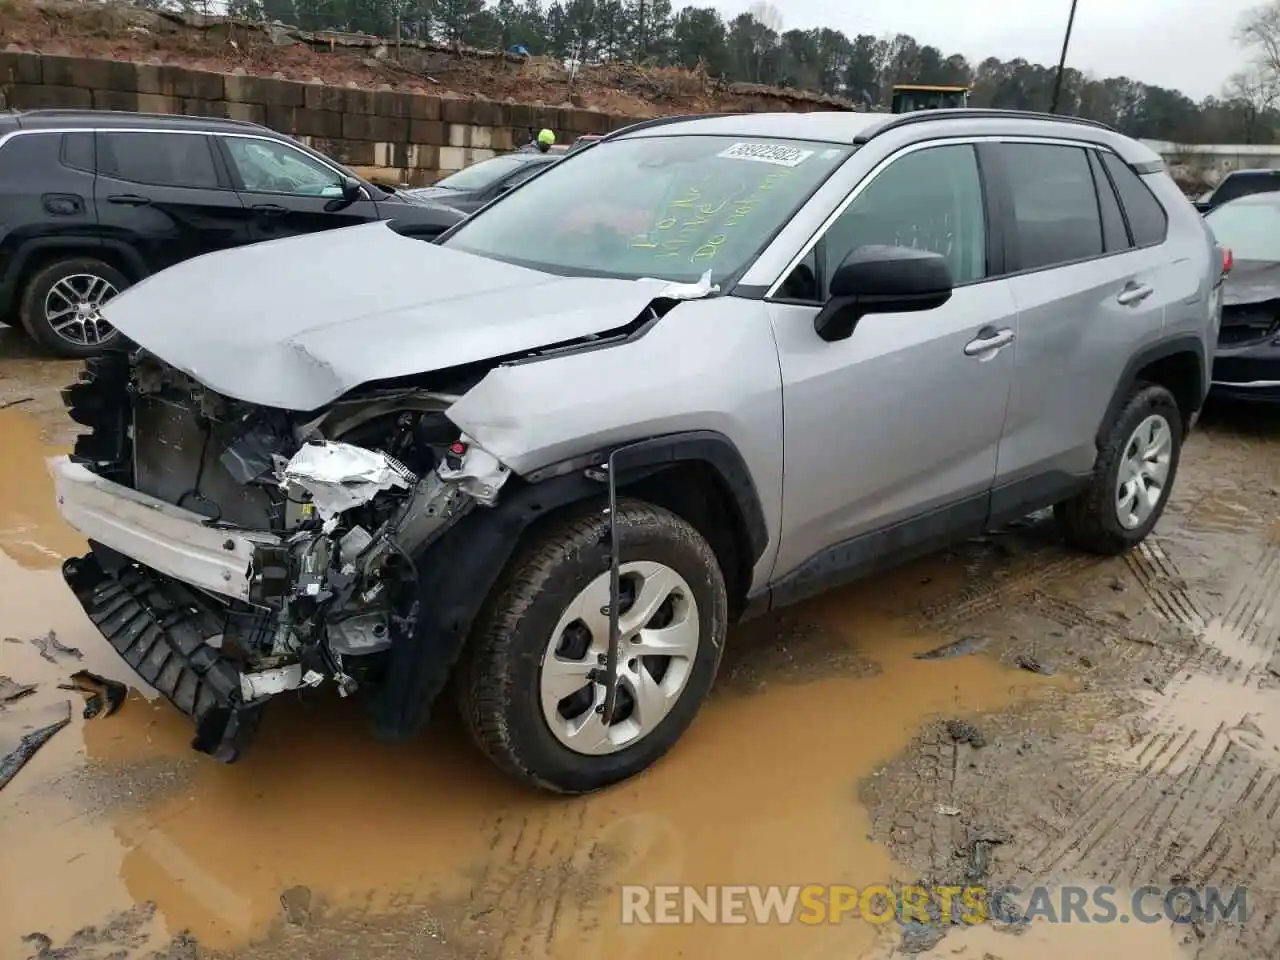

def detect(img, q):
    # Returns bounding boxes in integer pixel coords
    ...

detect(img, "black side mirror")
[341,176,364,201]
[815,244,954,342]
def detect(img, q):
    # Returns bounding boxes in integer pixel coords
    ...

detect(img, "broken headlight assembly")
[241,424,511,703]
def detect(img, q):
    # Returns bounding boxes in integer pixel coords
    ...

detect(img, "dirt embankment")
[0,0,853,119]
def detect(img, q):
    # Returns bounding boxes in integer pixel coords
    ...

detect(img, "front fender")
[444,295,784,592]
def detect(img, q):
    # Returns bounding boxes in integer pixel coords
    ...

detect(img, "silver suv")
[50,109,1223,794]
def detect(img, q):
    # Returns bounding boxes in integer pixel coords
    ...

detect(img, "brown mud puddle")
[0,405,1080,959]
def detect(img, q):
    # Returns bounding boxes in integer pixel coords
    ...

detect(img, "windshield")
[434,155,532,191]
[442,135,854,283]
[1206,201,1280,262]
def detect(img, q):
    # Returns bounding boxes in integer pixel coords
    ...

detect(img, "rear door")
[216,134,378,243]
[0,132,100,318]
[987,140,1167,512]
[94,130,249,272]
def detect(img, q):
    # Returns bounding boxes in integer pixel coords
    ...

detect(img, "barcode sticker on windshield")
[717,142,814,167]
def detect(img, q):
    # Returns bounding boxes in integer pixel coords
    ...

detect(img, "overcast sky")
[726,0,1260,100]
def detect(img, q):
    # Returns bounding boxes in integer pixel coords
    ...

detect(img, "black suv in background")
[0,109,465,358]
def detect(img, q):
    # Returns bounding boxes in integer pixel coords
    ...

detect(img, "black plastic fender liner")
[61,549,263,763]
[367,430,772,742]
[367,471,602,742]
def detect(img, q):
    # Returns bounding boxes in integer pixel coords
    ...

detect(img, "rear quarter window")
[0,132,62,175]
[1101,152,1168,247]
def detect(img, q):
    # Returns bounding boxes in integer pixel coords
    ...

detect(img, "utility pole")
[1049,0,1080,113]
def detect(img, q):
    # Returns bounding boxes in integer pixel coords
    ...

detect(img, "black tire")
[1055,382,1184,555]
[456,498,728,794]
[19,257,129,359]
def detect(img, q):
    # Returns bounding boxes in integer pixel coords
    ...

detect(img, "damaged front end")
[53,350,510,762]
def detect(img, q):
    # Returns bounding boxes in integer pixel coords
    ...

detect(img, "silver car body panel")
[98,220,688,411]
[445,295,786,591]
[48,455,279,601]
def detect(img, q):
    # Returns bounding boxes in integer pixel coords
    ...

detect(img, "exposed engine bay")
[55,349,513,760]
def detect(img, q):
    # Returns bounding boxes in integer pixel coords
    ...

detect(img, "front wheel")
[1055,382,1184,555]
[456,498,728,794]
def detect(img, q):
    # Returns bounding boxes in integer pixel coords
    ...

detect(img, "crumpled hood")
[1223,260,1280,308]
[101,221,679,411]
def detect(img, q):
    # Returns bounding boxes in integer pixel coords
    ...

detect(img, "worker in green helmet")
[519,128,557,153]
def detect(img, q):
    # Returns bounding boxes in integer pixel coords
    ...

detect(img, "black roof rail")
[856,108,1116,143]
[598,112,739,143]
[15,108,268,129]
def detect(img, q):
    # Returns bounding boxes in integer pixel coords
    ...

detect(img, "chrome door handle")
[1116,283,1154,306]
[963,327,1015,357]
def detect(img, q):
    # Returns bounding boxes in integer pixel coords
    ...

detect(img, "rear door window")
[997,143,1103,272]
[97,132,221,189]
[1100,152,1169,247]
[60,132,95,173]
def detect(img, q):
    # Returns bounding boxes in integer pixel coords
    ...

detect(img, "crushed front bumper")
[50,454,275,761]
[49,455,280,602]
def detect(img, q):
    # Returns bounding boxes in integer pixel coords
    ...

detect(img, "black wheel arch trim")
[522,429,769,564]
[8,236,150,288]
[366,429,769,742]
[1099,334,1207,443]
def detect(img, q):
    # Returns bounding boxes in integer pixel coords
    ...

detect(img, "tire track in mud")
[1124,539,1211,632]
[460,807,682,958]
[465,804,604,957]
[1012,532,1280,959]
[919,546,1102,629]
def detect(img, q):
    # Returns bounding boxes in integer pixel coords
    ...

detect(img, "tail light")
[1222,245,1234,276]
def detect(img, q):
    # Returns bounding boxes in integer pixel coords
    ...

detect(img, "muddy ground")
[1,323,1279,960]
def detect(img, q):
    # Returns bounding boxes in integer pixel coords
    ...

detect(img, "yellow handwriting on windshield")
[631,171,791,264]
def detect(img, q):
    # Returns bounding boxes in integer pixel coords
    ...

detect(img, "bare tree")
[1238,2,1280,77]
[746,0,781,34]
[1225,64,1280,141]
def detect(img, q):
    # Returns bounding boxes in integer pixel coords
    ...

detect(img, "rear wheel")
[19,257,128,358]
[1055,382,1183,555]
[456,498,727,794]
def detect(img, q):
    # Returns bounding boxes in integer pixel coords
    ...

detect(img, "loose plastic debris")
[0,701,71,791]
[0,676,36,705]
[30,630,82,664]
[59,670,127,720]
[280,440,415,523]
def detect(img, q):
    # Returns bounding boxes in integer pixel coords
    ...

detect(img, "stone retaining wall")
[0,50,635,184]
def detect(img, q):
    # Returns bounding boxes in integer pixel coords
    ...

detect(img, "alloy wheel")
[43,273,119,347]
[1115,413,1173,530]
[539,560,701,756]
